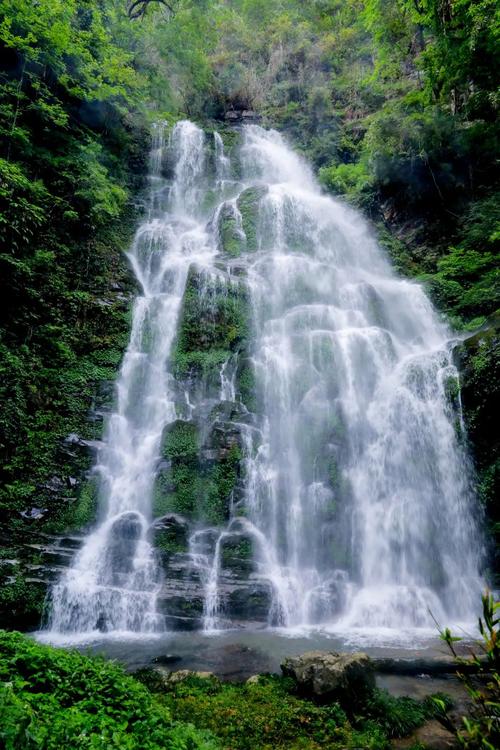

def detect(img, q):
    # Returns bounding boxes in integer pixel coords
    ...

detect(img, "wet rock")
[210,400,250,424]
[373,656,478,676]
[40,476,66,495]
[206,421,242,456]
[20,507,48,520]
[150,513,189,554]
[104,512,143,580]
[223,110,260,123]
[163,614,203,631]
[281,651,375,703]
[152,654,183,666]
[165,670,217,685]
[227,580,272,620]
[246,674,262,685]
[96,613,108,632]
[220,533,255,576]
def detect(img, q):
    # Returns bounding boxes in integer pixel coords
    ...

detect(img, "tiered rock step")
[22,535,85,585]
[157,551,271,631]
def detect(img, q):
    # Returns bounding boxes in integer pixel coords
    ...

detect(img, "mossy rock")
[219,203,245,257]
[237,358,257,413]
[44,476,100,535]
[172,266,249,382]
[237,186,267,253]
[201,444,242,526]
[220,534,255,576]
[454,311,500,579]
[153,462,201,520]
[151,514,189,556]
[161,420,199,461]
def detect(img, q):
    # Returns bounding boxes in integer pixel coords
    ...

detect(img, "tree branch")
[127,0,175,21]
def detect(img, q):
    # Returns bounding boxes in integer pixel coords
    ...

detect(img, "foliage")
[455,318,500,579]
[172,270,249,380]
[0,0,152,538]
[439,591,500,750]
[0,630,218,749]
[361,687,453,738]
[157,673,359,749]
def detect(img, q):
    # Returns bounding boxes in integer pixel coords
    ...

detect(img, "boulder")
[150,513,189,554]
[281,650,375,703]
[164,670,216,685]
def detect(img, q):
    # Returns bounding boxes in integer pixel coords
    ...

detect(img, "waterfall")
[239,126,483,629]
[46,121,215,637]
[45,120,483,640]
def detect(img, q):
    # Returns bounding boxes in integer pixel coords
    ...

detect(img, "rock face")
[281,651,375,703]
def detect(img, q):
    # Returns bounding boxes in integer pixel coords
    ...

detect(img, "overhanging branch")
[127,0,175,21]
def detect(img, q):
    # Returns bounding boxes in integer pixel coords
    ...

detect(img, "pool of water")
[36,623,477,681]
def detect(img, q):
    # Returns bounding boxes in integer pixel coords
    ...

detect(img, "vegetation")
[439,591,500,750]
[0,630,217,749]
[154,420,242,526]
[0,4,497,748]
[172,268,249,381]
[0,629,460,750]
[143,670,451,750]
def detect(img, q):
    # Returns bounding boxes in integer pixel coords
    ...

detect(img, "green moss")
[238,361,257,413]
[202,444,242,525]
[172,268,249,381]
[456,319,500,579]
[162,420,199,460]
[44,477,100,535]
[221,538,253,566]
[153,421,203,520]
[362,689,454,740]
[443,374,460,407]
[328,456,340,490]
[153,462,201,520]
[154,527,188,555]
[219,205,245,257]
[0,576,47,631]
[237,186,266,253]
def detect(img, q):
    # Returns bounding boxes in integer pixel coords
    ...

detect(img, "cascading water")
[46,121,216,637]
[45,119,483,641]
[239,127,483,630]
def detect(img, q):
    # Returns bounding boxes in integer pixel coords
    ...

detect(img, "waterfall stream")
[45,121,483,641]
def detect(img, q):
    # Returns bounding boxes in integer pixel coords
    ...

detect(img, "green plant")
[439,592,500,749]
[0,631,218,750]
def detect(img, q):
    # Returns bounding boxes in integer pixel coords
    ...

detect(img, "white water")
[239,126,482,631]
[44,121,483,642]
[46,121,215,637]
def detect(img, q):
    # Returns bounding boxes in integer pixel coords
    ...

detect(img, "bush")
[0,631,218,750]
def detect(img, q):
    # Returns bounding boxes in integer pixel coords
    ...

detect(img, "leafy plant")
[440,591,500,749]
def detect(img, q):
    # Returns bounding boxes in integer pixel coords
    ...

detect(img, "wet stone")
[281,651,375,704]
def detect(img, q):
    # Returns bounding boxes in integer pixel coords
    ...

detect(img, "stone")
[103,512,143,581]
[152,654,183,666]
[150,513,189,553]
[220,533,255,576]
[281,651,375,703]
[20,507,48,520]
[246,674,262,685]
[165,670,216,685]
